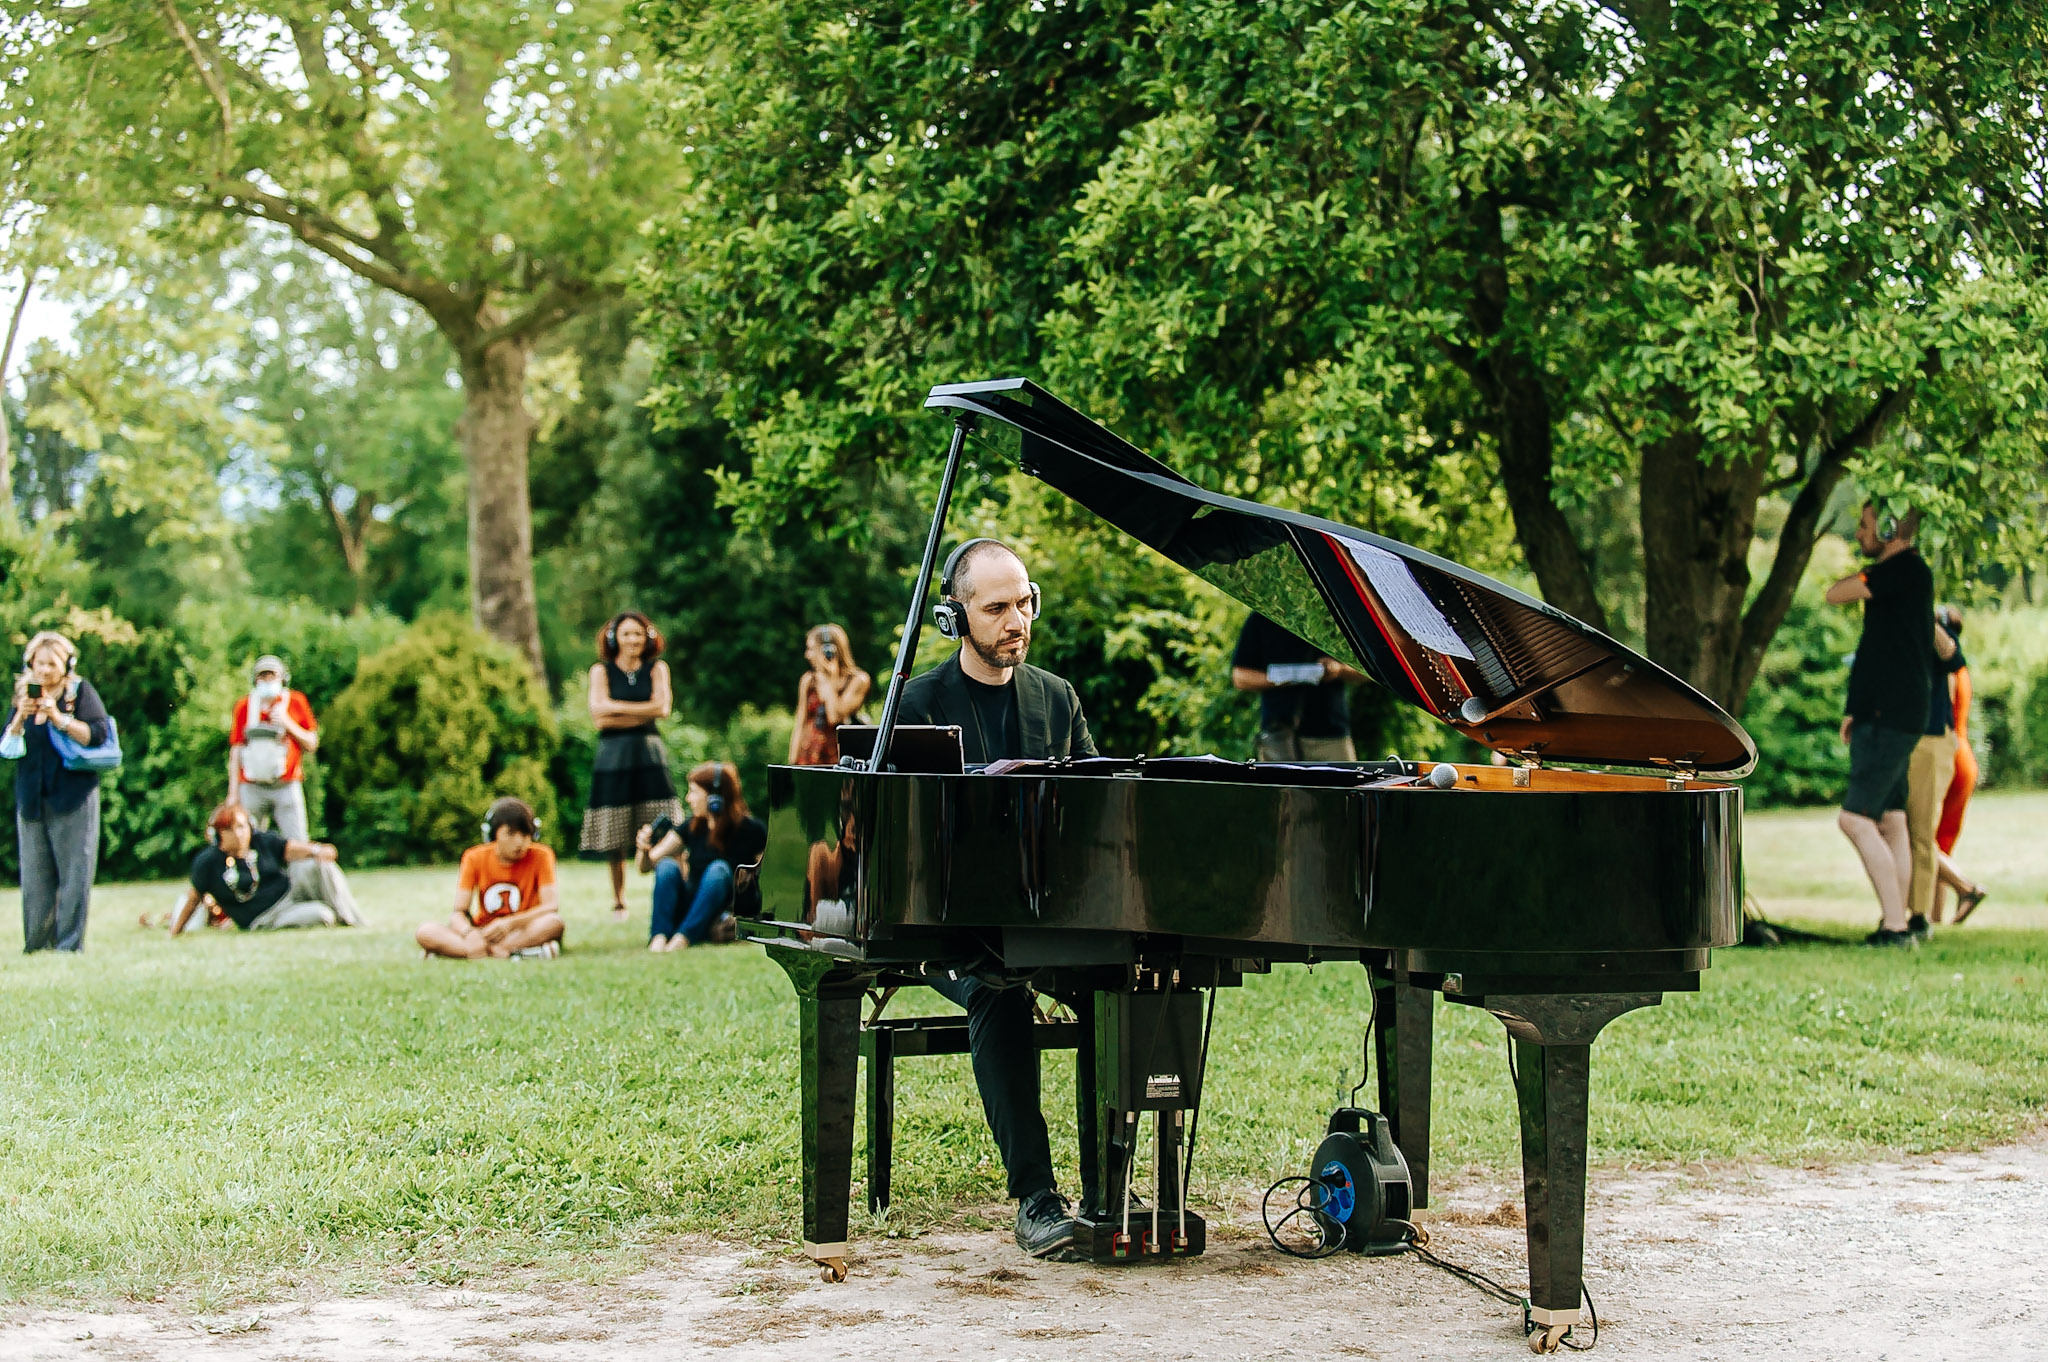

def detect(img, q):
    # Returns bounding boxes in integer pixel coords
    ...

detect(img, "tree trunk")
[1639,433,1768,710]
[455,334,546,677]
[0,270,33,529]
[1459,197,1608,633]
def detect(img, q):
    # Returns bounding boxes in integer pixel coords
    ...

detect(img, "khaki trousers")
[1906,729,1958,922]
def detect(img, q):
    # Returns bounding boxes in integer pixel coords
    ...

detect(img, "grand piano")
[740,379,1751,1351]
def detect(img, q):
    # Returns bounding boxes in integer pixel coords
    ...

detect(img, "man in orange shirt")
[229,655,320,842]
[416,798,565,959]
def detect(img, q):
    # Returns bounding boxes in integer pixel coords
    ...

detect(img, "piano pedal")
[1110,1231,1133,1260]
[1170,1230,1190,1254]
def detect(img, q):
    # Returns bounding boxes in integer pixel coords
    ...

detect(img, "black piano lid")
[925,378,1757,779]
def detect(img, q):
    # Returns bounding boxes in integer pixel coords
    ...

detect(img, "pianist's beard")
[968,624,1030,672]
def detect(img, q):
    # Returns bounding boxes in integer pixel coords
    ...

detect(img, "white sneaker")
[511,941,560,960]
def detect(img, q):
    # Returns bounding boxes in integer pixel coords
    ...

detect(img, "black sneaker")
[1865,927,1919,948]
[1015,1189,1076,1258]
[1907,914,1931,942]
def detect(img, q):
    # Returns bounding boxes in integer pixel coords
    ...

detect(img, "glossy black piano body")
[743,380,1752,1345]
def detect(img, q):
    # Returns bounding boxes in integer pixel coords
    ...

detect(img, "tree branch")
[474,279,606,351]
[1732,380,1919,702]
[208,190,442,308]
[157,0,233,156]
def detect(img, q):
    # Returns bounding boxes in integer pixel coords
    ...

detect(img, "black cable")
[1349,984,1383,1106]
[1262,1175,1348,1259]
[1558,1284,1600,1351]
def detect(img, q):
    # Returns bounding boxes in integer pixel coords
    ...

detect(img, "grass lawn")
[1,791,2044,1306]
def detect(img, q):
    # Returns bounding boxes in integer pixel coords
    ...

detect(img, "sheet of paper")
[1339,538,1475,660]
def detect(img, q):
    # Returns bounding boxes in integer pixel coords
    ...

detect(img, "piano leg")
[1372,966,1435,1209]
[768,949,871,1282]
[862,1023,895,1215]
[1481,993,1659,1352]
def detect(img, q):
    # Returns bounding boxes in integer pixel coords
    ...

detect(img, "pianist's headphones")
[932,538,1042,641]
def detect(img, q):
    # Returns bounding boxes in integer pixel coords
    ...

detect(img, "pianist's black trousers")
[929,975,1056,1202]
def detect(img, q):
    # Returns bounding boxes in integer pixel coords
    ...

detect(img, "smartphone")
[25,681,42,700]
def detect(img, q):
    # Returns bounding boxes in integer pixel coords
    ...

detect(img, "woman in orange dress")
[1933,606,1988,923]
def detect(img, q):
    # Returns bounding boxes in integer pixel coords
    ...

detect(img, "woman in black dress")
[580,611,682,918]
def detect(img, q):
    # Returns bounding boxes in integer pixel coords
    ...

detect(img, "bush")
[322,614,559,865]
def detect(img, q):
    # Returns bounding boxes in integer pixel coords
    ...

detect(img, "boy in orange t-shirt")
[416,798,565,959]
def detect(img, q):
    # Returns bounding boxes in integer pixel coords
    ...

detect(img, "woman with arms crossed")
[580,612,683,919]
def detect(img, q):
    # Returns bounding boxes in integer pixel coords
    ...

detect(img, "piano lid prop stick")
[866,412,977,773]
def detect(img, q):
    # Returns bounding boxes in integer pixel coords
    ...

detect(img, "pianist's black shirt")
[963,673,1022,763]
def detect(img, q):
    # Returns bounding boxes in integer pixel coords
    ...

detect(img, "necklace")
[219,853,261,903]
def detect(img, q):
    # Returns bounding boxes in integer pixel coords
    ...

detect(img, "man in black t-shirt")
[1826,505,1956,947]
[894,538,1097,1260]
[1230,614,1366,761]
[171,803,363,933]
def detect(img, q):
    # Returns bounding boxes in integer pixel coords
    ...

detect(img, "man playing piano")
[895,537,1097,1257]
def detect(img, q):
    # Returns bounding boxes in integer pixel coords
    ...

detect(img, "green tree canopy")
[3,1,673,673]
[638,0,2048,712]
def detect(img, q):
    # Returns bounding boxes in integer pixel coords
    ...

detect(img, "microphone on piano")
[1459,696,1489,724]
[1425,763,1459,790]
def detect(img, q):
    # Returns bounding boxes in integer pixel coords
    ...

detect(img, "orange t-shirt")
[458,843,557,925]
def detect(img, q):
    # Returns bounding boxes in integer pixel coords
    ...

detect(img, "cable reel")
[1309,1107,1413,1255]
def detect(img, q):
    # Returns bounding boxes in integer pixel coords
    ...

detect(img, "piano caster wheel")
[1529,1323,1570,1354]
[819,1257,848,1283]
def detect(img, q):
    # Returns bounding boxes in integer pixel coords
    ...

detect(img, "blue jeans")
[650,857,734,944]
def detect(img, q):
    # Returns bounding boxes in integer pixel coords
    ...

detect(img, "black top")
[962,673,1023,762]
[602,659,659,737]
[1231,614,1350,738]
[1845,550,1935,733]
[6,679,112,821]
[189,829,294,929]
[1926,645,1967,735]
[686,813,768,870]
[895,653,1099,766]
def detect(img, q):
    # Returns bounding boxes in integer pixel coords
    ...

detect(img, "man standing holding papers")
[1231,612,1365,761]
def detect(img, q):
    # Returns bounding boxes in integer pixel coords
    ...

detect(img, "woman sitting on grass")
[637,762,766,951]
[418,797,564,960]
[172,803,364,933]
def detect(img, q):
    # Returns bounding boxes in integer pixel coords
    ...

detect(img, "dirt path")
[9,1136,2044,1362]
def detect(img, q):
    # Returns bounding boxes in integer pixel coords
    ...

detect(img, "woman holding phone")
[787,624,870,767]
[2,632,112,952]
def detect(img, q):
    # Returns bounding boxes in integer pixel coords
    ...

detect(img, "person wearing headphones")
[636,761,765,950]
[892,537,1097,1259]
[227,654,320,842]
[171,802,364,933]
[787,624,871,767]
[3,631,112,952]
[1826,503,1956,947]
[418,797,564,959]
[580,611,682,920]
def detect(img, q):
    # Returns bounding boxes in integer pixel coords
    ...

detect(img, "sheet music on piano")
[1336,537,1476,661]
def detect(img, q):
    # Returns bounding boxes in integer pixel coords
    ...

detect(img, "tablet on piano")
[835,725,966,775]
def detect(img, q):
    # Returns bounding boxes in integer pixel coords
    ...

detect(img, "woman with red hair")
[580,611,683,918]
[636,761,766,950]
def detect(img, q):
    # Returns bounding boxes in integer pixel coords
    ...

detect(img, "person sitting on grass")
[418,797,564,960]
[636,761,766,951]
[172,803,365,933]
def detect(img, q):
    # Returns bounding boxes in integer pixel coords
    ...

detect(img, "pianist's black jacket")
[895,653,1099,765]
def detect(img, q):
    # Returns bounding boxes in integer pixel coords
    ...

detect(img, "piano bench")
[859,1014,1083,1215]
